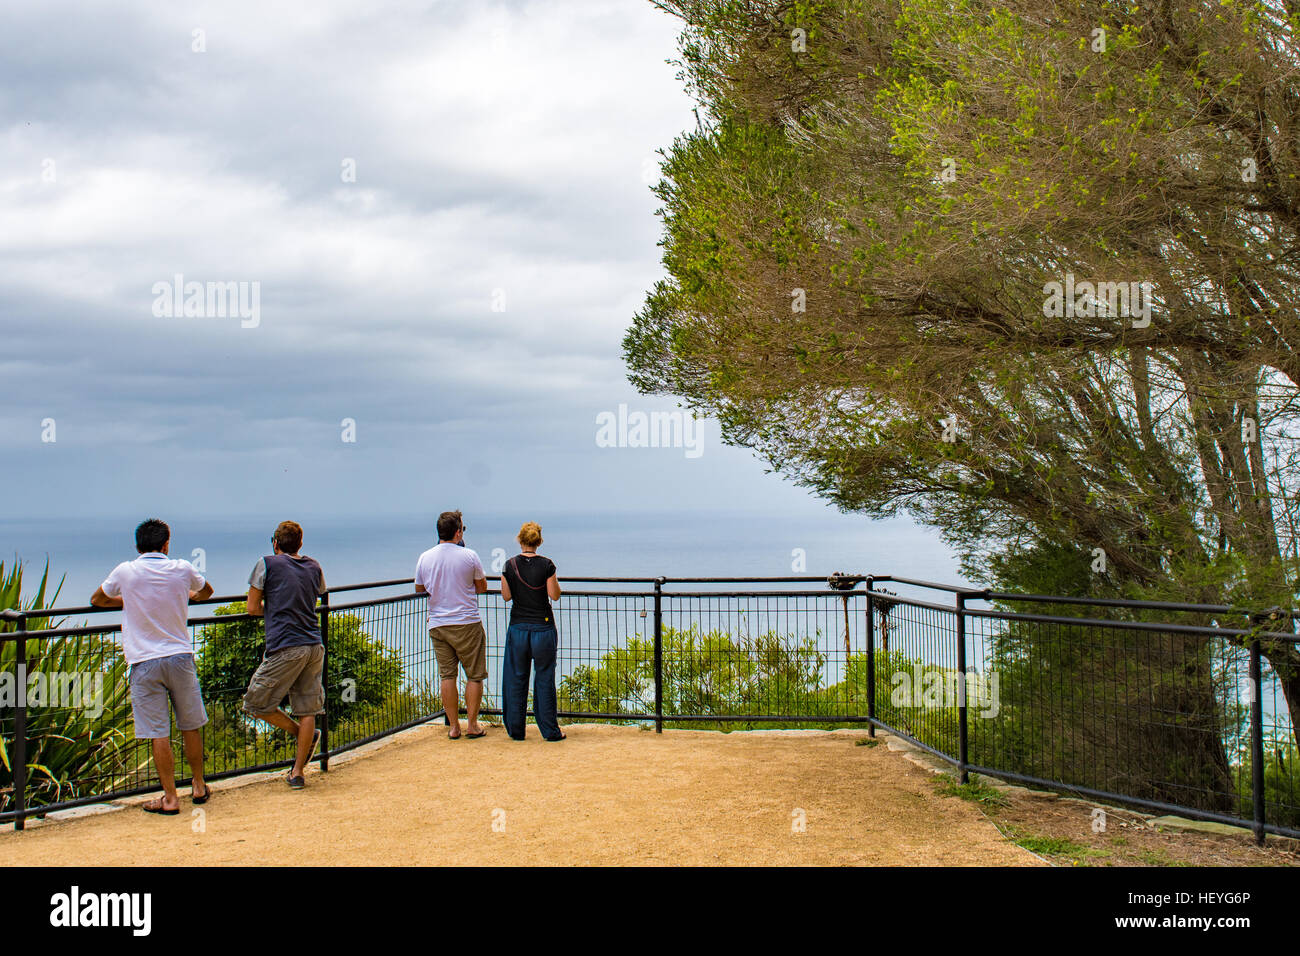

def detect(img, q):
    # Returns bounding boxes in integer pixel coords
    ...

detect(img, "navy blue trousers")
[501,620,562,740]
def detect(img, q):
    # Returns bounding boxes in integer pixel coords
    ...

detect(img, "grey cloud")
[0,0,850,524]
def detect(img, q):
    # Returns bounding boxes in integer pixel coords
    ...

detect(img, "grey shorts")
[242,643,325,717]
[129,652,209,739]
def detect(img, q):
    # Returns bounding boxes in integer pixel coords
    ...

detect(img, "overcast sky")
[0,0,854,523]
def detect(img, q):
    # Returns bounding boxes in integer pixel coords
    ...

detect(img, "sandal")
[143,798,180,815]
[192,783,212,804]
[287,774,306,790]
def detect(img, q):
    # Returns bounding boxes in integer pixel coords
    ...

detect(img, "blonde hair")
[517,521,543,549]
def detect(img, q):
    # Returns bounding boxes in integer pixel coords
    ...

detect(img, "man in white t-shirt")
[91,518,215,815]
[414,510,488,739]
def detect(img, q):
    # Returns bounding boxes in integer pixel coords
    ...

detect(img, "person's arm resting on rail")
[90,586,123,608]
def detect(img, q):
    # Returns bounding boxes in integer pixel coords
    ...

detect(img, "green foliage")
[631,0,1300,765]
[967,539,1097,611]
[831,648,964,753]
[560,625,827,727]
[1015,834,1103,859]
[194,603,403,728]
[1237,741,1300,829]
[972,539,1264,817]
[0,558,62,632]
[935,777,1009,808]
[1,560,138,812]
[192,603,267,715]
[3,566,429,815]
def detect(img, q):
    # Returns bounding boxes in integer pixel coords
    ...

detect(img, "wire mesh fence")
[482,590,660,722]
[870,579,1300,841]
[2,574,1298,843]
[655,592,864,725]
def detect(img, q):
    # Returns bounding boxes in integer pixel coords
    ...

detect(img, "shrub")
[0,560,137,811]
[194,603,403,729]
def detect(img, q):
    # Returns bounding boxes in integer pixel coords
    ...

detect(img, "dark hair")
[135,518,170,554]
[274,520,303,555]
[437,510,463,542]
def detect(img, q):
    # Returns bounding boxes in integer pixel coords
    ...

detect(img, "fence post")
[319,591,330,773]
[14,612,27,831]
[865,576,875,738]
[956,592,969,785]
[653,577,664,734]
[1249,637,1265,845]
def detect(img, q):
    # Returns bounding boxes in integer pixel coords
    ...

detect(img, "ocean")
[0,510,968,610]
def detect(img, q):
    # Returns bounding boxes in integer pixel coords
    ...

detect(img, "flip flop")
[192,783,212,805]
[143,799,180,816]
[287,774,306,790]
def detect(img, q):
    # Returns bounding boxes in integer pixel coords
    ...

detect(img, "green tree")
[627,0,1300,748]
[560,625,827,722]
[194,603,403,728]
[974,541,1239,812]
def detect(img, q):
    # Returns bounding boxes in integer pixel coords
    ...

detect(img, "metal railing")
[1,573,1297,844]
[865,575,1300,844]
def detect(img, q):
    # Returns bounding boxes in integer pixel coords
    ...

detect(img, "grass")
[934,777,1120,864]
[1015,834,1100,856]
[935,777,1009,808]
[855,737,880,747]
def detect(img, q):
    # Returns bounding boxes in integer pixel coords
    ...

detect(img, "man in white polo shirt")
[414,510,488,740]
[91,518,214,815]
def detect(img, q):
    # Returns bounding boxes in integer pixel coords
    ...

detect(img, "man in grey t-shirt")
[243,520,327,789]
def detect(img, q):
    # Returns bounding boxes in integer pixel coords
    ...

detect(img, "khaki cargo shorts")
[242,643,325,717]
[430,622,488,681]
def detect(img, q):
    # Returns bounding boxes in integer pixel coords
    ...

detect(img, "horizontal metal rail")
[2,575,842,622]
[869,587,1300,642]
[965,603,1300,643]
[877,574,1300,621]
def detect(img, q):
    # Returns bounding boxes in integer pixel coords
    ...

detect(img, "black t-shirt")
[503,554,556,625]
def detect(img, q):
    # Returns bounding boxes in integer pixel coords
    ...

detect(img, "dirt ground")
[0,723,1039,866]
